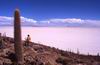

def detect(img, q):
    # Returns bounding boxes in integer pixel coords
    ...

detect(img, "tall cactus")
[14,9,24,65]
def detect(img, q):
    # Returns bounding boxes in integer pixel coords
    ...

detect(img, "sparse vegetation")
[0,36,100,65]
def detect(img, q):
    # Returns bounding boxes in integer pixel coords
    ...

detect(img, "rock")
[3,58,12,65]
[0,58,3,65]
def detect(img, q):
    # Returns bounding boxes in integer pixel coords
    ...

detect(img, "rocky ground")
[0,36,100,65]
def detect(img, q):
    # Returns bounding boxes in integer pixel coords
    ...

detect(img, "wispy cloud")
[40,18,84,24]
[0,16,100,27]
[39,18,100,27]
[0,16,13,25]
[20,16,37,23]
[0,16,37,25]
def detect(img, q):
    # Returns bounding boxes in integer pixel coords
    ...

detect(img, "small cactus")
[0,38,5,49]
[0,33,1,38]
[77,48,80,55]
[14,9,24,65]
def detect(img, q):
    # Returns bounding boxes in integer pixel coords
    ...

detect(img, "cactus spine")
[14,9,24,65]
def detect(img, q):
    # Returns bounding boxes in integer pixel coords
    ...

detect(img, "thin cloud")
[0,16,13,22]
[0,16,37,25]
[39,18,100,27]
[44,18,85,23]
[0,16,100,27]
[21,16,37,23]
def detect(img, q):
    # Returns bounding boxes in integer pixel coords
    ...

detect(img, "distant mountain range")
[0,16,100,27]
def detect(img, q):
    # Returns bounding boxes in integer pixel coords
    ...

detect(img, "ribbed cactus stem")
[14,9,24,65]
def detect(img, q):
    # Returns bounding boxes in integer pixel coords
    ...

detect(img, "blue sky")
[0,0,100,27]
